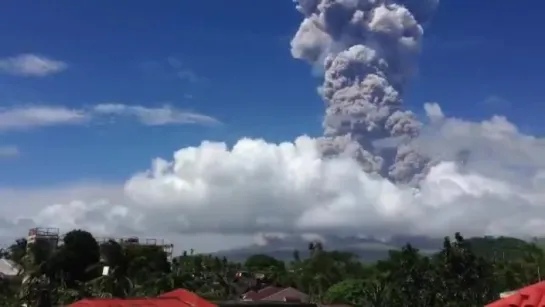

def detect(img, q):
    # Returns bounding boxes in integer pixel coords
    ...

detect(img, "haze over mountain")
[214,234,444,262]
[215,234,545,263]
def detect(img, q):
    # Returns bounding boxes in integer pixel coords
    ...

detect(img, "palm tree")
[86,240,134,298]
[17,238,58,307]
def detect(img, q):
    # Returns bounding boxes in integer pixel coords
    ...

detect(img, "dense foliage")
[0,230,543,307]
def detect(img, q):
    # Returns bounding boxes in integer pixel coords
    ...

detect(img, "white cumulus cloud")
[3,1,539,252]
[0,183,252,252]
[3,104,545,251]
[0,54,68,77]
[119,111,545,238]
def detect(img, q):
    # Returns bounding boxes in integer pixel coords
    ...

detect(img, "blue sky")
[0,0,543,187]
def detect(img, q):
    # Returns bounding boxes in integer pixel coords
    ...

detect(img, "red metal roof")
[69,297,186,307]
[486,281,545,307]
[160,289,218,307]
[69,288,218,307]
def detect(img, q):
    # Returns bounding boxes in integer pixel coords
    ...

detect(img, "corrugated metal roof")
[260,288,308,302]
[242,287,309,302]
[243,287,283,301]
[160,288,218,307]
[486,281,545,307]
[69,288,218,307]
[70,297,186,307]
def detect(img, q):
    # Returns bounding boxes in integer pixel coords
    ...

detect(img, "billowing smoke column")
[291,0,439,184]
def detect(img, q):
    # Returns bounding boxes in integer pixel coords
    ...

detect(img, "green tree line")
[0,230,543,307]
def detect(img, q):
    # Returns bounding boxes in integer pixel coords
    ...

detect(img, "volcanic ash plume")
[291,0,439,184]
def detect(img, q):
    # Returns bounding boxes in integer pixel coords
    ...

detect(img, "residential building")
[242,286,310,303]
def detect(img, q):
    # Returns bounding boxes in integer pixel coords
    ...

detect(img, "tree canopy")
[0,230,543,307]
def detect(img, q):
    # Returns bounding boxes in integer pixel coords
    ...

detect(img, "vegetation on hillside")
[0,229,543,307]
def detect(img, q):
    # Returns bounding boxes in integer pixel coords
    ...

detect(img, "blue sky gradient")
[0,0,544,187]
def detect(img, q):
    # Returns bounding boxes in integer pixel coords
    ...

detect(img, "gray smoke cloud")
[291,0,439,184]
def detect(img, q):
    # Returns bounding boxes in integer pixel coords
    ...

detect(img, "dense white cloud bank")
[120,104,545,239]
[3,104,545,248]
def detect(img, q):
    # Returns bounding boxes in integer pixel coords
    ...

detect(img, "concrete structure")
[27,227,60,251]
[0,258,20,279]
[96,236,174,260]
[26,227,174,260]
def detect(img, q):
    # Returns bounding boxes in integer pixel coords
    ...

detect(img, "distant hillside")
[214,235,443,262]
[531,237,545,250]
[214,234,545,263]
[466,236,541,261]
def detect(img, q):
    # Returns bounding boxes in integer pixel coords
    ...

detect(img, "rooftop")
[487,281,545,307]
[0,258,20,277]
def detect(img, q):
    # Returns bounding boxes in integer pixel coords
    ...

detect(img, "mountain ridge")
[213,234,444,262]
[213,234,544,263]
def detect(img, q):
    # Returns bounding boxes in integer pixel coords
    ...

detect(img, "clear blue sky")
[0,0,543,187]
